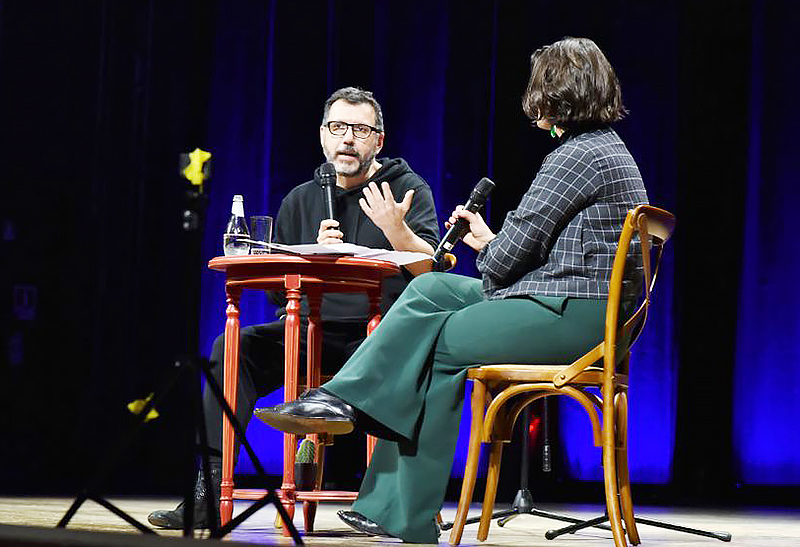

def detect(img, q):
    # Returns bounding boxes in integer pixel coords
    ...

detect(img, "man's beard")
[328,146,376,177]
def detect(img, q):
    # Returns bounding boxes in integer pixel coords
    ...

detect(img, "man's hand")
[317,218,344,245]
[357,180,434,276]
[359,181,414,238]
[446,206,496,251]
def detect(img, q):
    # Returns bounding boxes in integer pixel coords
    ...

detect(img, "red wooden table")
[207,253,401,534]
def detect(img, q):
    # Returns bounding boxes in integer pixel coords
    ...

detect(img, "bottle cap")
[231,195,245,217]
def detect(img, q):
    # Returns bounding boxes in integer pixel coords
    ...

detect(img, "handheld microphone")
[432,177,495,267]
[319,162,337,220]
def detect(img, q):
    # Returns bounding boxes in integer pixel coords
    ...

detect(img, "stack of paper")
[267,242,432,266]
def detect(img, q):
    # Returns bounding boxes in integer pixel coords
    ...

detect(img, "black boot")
[148,465,221,529]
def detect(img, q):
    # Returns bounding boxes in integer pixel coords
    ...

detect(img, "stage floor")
[0,497,797,546]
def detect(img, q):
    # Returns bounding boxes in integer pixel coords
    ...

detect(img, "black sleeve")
[273,190,300,245]
[403,181,440,249]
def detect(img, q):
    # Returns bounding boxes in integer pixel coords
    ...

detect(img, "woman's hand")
[446,206,496,251]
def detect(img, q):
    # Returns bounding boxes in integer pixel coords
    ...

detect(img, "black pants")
[202,319,368,461]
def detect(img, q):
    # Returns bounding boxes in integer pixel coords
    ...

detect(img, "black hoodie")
[272,157,440,321]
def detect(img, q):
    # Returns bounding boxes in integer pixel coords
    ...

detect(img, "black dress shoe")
[148,466,220,530]
[254,388,356,435]
[337,510,391,537]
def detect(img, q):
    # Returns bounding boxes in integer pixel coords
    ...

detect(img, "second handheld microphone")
[432,177,496,267]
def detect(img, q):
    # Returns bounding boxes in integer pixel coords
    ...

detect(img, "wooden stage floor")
[0,496,797,546]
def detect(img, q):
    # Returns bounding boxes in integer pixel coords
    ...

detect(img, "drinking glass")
[250,215,273,255]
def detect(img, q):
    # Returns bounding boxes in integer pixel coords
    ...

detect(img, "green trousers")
[324,272,606,543]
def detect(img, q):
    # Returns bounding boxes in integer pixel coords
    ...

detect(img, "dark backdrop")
[1,0,797,507]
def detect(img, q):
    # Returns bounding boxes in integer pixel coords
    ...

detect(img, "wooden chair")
[448,205,676,547]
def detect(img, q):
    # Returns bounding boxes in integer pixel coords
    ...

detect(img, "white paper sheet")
[266,242,432,266]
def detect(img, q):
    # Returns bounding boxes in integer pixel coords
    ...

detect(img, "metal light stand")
[59,151,303,544]
[57,357,302,544]
[57,359,197,536]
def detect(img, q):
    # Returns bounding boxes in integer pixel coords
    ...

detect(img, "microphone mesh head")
[472,177,495,198]
[320,162,337,185]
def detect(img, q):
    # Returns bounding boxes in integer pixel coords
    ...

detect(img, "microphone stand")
[441,403,592,533]
[442,400,731,543]
[497,401,588,528]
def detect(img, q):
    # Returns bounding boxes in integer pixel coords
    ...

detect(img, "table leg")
[303,292,323,533]
[366,288,382,337]
[365,288,382,464]
[220,286,241,526]
[279,275,301,536]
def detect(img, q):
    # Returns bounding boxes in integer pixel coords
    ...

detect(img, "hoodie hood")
[312,158,418,194]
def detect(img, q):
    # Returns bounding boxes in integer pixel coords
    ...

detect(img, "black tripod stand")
[535,405,731,543]
[58,150,303,543]
[495,401,597,529]
[442,401,732,543]
[442,401,592,532]
[545,511,731,542]
[57,357,303,544]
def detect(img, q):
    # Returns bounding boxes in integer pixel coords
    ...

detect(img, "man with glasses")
[148,87,440,529]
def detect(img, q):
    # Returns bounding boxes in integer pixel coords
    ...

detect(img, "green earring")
[550,125,558,139]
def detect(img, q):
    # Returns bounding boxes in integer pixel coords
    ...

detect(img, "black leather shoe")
[254,388,356,435]
[337,510,391,537]
[148,466,221,530]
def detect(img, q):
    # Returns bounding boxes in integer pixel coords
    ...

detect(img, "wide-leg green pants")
[324,272,606,543]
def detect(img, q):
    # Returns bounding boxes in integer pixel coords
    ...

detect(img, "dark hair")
[522,37,627,129]
[322,87,384,132]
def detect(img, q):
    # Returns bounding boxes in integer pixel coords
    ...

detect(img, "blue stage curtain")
[554,6,679,484]
[733,0,800,485]
[198,0,679,483]
[198,0,489,476]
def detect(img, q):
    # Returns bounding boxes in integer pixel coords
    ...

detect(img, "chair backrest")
[604,205,676,374]
[553,205,675,388]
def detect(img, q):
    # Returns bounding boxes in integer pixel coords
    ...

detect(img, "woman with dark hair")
[256,37,648,543]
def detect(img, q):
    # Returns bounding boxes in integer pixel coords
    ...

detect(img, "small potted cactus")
[294,438,317,491]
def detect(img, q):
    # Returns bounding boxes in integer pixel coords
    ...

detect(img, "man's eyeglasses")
[325,121,381,139]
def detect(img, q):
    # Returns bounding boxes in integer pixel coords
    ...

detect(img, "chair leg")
[602,396,627,547]
[615,393,640,545]
[477,442,504,541]
[449,380,487,546]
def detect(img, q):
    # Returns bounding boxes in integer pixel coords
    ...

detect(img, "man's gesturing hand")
[359,181,414,236]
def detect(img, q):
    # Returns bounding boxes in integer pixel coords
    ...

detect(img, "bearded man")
[148,87,440,529]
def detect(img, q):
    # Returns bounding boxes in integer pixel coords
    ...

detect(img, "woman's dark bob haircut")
[522,37,627,129]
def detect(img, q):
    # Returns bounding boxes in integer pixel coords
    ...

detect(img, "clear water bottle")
[223,194,251,256]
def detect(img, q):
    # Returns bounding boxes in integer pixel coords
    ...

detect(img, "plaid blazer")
[477,127,649,300]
